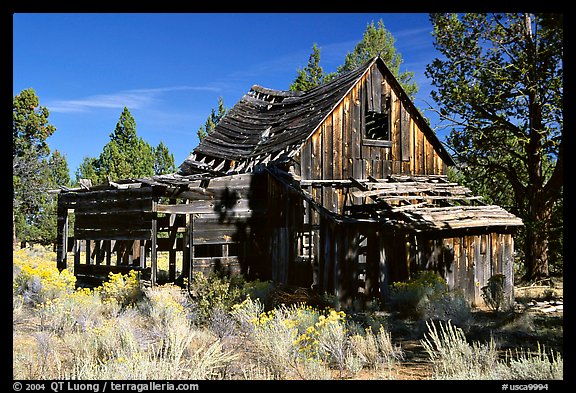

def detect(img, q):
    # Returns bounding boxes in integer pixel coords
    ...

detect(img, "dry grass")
[13,245,563,381]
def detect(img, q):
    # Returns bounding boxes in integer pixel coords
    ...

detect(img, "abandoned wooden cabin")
[55,56,523,307]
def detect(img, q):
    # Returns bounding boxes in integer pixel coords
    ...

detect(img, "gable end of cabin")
[295,59,452,182]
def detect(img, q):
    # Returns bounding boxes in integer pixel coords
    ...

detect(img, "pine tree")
[197,97,227,141]
[290,43,335,91]
[153,141,176,175]
[289,20,418,98]
[13,88,57,246]
[97,107,155,182]
[338,20,418,99]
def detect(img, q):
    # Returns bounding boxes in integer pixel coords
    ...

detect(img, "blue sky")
[13,13,447,180]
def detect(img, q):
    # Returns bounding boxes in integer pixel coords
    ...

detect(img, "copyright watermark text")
[13,382,199,393]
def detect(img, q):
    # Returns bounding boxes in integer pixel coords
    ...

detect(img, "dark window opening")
[365,94,391,141]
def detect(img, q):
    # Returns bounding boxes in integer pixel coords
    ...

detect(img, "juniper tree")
[426,13,563,281]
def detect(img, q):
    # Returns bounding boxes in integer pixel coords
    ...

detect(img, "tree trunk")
[523,204,551,281]
[13,210,17,250]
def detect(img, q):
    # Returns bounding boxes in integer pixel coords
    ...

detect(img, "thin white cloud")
[48,85,221,113]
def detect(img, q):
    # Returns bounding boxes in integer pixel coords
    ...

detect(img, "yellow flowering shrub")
[233,297,347,364]
[97,270,142,307]
[293,308,347,359]
[13,247,76,303]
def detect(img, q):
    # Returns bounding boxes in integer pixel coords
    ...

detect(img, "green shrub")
[188,272,245,323]
[389,270,448,317]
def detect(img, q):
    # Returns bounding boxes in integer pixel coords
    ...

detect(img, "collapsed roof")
[179,56,454,176]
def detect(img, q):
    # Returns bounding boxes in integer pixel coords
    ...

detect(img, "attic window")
[365,94,391,142]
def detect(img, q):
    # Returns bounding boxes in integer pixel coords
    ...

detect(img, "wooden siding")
[410,233,515,307]
[296,62,447,206]
[317,228,515,308]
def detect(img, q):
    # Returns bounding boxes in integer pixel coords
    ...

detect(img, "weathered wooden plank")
[155,198,266,215]
[342,96,352,179]
[425,136,434,175]
[504,234,514,305]
[150,217,157,286]
[372,159,382,179]
[75,209,154,223]
[74,228,151,240]
[271,227,289,284]
[323,120,334,211]
[382,160,391,177]
[60,187,153,204]
[409,119,416,174]
[366,70,374,112]
[311,130,323,181]
[391,89,400,162]
[379,231,391,304]
[351,85,361,161]
[473,235,483,306]
[400,103,411,162]
[300,139,312,180]
[332,225,343,299]
[362,139,392,149]
[371,65,382,114]
[73,197,153,214]
[333,104,343,180]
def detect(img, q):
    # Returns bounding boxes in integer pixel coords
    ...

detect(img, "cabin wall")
[296,63,447,190]
[312,226,515,308]
[401,232,515,307]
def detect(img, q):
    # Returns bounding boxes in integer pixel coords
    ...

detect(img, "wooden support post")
[105,240,112,266]
[74,239,81,273]
[117,241,123,266]
[151,218,157,286]
[365,232,379,300]
[187,215,194,284]
[128,240,134,265]
[168,213,177,281]
[140,240,146,269]
[321,219,333,293]
[378,232,390,305]
[94,240,101,266]
[332,224,341,299]
[56,203,68,271]
[86,239,92,265]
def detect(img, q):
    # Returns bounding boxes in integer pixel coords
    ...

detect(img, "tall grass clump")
[421,320,563,380]
[494,343,563,380]
[421,320,498,379]
[230,297,325,379]
[347,325,404,372]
